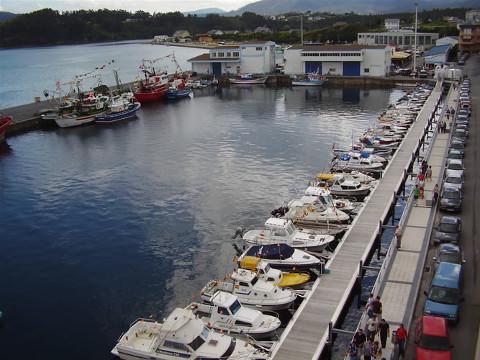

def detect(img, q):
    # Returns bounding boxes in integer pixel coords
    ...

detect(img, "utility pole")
[413,2,418,73]
[300,14,304,45]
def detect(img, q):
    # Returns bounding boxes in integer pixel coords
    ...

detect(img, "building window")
[256,47,262,51]
[218,52,224,57]
[227,52,231,57]
[375,35,379,44]
[233,52,239,57]
[425,36,431,44]
[211,52,216,57]
[364,68,370,73]
[399,37,403,45]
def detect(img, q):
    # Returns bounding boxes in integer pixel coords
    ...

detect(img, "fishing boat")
[187,291,281,340]
[54,94,109,128]
[166,77,192,100]
[0,115,12,143]
[134,58,170,103]
[291,73,326,86]
[239,256,311,288]
[111,308,269,360]
[95,95,141,124]
[242,217,335,252]
[230,74,267,85]
[201,269,297,311]
[239,244,322,271]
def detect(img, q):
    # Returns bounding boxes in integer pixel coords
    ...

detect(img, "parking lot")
[406,54,480,359]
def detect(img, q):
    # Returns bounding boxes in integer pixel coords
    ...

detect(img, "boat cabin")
[211,291,242,316]
[264,218,296,237]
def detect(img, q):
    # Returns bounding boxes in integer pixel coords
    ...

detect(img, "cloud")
[1,0,255,13]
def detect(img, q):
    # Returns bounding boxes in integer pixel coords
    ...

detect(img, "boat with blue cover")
[166,87,192,100]
[95,94,141,124]
[291,73,326,86]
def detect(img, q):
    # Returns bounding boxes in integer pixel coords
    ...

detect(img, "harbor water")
[0,85,404,359]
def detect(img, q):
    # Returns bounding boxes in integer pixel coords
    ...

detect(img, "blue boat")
[166,87,192,100]
[95,101,141,124]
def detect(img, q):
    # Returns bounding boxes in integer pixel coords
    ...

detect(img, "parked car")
[439,185,462,212]
[444,174,464,194]
[447,149,463,160]
[445,159,464,178]
[419,69,428,78]
[433,243,465,267]
[454,123,468,132]
[433,215,461,245]
[448,141,465,156]
[452,128,468,140]
[457,109,470,118]
[424,262,463,323]
[415,315,453,360]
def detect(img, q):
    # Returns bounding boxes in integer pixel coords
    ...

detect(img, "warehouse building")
[188,41,276,75]
[284,44,392,77]
[357,30,439,50]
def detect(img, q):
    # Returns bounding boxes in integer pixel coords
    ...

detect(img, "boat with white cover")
[111,308,269,359]
[323,177,372,198]
[331,154,384,173]
[201,268,297,311]
[304,186,359,214]
[283,195,350,226]
[238,244,322,271]
[242,217,335,251]
[187,291,281,340]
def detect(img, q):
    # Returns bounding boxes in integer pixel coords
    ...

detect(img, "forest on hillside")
[0,8,465,48]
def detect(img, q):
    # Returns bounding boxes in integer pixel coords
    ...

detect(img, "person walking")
[371,296,383,320]
[367,316,378,340]
[395,225,402,249]
[372,340,382,359]
[347,341,358,360]
[378,318,390,349]
[433,184,439,205]
[363,339,373,360]
[366,293,375,318]
[426,165,433,181]
[396,323,408,358]
[353,329,367,356]
[413,185,420,205]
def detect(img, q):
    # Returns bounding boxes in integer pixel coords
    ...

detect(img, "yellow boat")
[315,173,334,181]
[239,256,311,288]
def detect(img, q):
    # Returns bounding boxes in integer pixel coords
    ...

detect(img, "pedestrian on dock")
[413,185,420,205]
[363,339,373,360]
[433,184,439,205]
[417,172,425,186]
[420,185,425,200]
[421,160,428,175]
[372,296,383,319]
[366,293,375,318]
[353,329,366,356]
[367,316,378,340]
[451,107,455,117]
[426,165,432,181]
[395,225,402,249]
[347,341,358,360]
[378,319,390,349]
[396,324,408,358]
[372,340,382,359]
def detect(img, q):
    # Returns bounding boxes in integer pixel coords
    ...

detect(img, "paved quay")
[271,82,443,360]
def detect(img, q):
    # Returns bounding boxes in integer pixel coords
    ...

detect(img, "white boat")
[242,217,335,252]
[239,244,322,271]
[304,186,359,214]
[230,74,267,84]
[54,95,109,128]
[324,177,372,198]
[187,291,281,340]
[291,73,326,86]
[201,268,297,311]
[331,154,384,173]
[111,308,269,360]
[283,195,350,226]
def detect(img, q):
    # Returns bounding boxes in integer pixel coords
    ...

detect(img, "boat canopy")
[246,244,295,260]
[315,173,334,181]
[239,256,261,271]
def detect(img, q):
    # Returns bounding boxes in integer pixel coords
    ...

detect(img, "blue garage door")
[305,61,322,74]
[212,62,222,76]
[343,62,361,76]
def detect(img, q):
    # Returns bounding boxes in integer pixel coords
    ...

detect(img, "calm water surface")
[0,86,403,359]
[0,41,204,108]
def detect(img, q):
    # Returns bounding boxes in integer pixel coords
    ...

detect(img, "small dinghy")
[201,268,297,311]
[187,291,281,340]
[242,217,335,252]
[239,243,322,271]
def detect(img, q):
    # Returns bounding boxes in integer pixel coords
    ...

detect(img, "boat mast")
[300,14,304,45]
[413,2,418,72]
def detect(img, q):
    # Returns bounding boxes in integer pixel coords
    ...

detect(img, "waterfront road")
[406,54,480,359]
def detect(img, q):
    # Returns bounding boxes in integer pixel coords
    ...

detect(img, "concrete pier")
[271,82,443,360]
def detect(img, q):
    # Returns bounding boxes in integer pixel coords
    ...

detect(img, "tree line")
[0,8,465,48]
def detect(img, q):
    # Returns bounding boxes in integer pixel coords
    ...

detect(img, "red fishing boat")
[134,72,169,103]
[0,115,12,143]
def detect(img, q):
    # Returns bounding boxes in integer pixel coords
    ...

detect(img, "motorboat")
[0,115,12,142]
[187,291,281,340]
[242,217,336,252]
[111,308,269,359]
[315,172,377,186]
[166,78,192,100]
[238,244,322,271]
[54,94,109,128]
[283,195,350,226]
[201,269,297,311]
[230,74,267,85]
[322,177,372,198]
[304,186,360,214]
[239,256,311,289]
[291,73,326,86]
[331,153,384,173]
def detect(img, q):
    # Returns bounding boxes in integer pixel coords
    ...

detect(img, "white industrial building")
[188,41,276,75]
[385,18,400,31]
[284,45,393,77]
[358,30,439,49]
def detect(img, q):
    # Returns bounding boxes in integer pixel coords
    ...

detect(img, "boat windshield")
[250,276,258,286]
[418,335,450,351]
[428,285,459,305]
[263,263,271,273]
[229,300,242,315]
[319,195,334,207]
[285,223,295,235]
[189,335,206,351]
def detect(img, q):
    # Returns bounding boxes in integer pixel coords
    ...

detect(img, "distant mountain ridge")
[0,11,17,21]
[229,0,478,15]
[184,8,226,16]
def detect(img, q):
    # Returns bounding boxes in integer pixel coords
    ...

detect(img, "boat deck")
[271,82,443,360]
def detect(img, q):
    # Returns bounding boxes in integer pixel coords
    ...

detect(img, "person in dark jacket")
[378,318,390,348]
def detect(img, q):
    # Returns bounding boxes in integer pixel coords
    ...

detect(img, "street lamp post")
[413,2,418,73]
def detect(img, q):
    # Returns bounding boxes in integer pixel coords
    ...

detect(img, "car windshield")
[443,191,459,200]
[446,177,462,184]
[229,300,242,315]
[419,334,450,351]
[448,153,461,159]
[439,222,458,233]
[450,143,464,150]
[439,253,460,264]
[448,164,463,170]
[428,285,459,304]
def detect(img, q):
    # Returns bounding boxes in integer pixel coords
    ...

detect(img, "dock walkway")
[271,83,443,360]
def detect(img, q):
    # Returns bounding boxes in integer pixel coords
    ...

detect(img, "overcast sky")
[0,0,256,13]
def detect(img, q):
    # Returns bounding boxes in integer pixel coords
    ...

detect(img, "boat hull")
[0,115,12,142]
[166,88,192,100]
[230,77,267,85]
[291,79,325,86]
[95,103,141,124]
[54,113,98,128]
[134,85,168,103]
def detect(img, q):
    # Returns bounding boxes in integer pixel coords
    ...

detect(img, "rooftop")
[425,44,451,57]
[290,44,387,51]
[188,53,240,62]
[422,315,448,337]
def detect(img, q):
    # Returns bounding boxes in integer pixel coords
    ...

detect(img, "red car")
[415,315,452,360]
